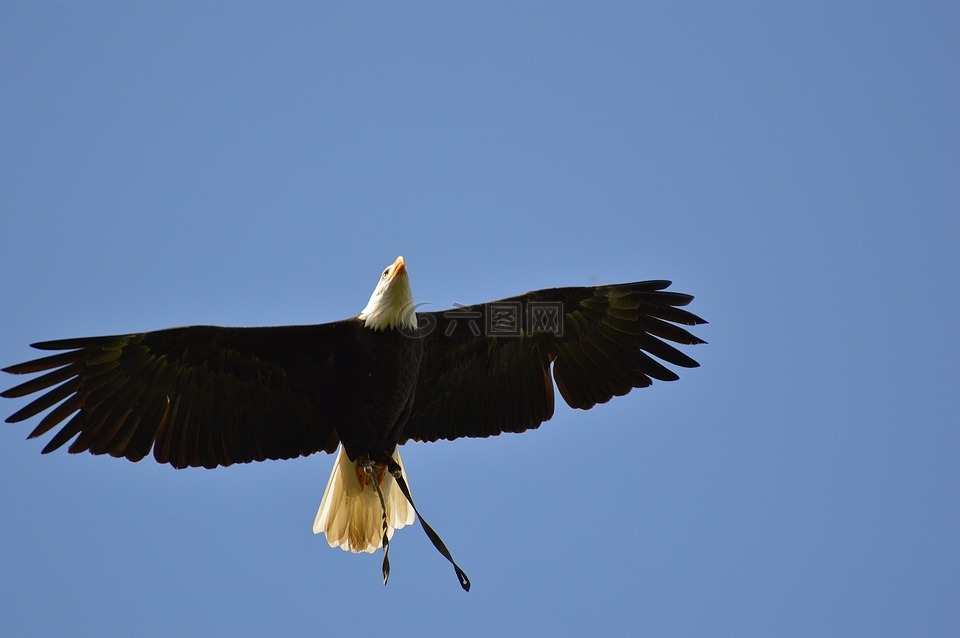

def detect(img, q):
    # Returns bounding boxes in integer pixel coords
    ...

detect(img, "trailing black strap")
[368,467,392,586]
[385,455,471,592]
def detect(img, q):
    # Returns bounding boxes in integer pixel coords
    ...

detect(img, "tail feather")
[313,445,415,553]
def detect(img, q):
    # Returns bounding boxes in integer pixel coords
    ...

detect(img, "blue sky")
[1,1,957,636]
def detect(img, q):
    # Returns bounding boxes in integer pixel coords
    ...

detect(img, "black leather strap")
[385,455,471,591]
[369,468,393,585]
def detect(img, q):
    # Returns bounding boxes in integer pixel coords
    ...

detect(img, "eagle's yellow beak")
[392,256,407,278]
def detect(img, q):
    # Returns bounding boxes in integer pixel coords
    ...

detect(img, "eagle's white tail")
[313,445,415,553]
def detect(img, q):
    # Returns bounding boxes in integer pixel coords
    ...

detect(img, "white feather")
[313,445,415,553]
[357,256,418,331]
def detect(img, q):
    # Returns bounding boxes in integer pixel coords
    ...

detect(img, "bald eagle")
[2,256,706,590]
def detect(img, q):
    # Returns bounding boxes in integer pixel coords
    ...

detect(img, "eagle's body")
[3,256,707,586]
[317,319,422,463]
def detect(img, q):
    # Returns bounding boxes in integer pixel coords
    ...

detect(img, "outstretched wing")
[400,281,706,444]
[2,323,352,469]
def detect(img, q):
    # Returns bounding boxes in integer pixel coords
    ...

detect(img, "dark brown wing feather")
[400,280,706,444]
[2,323,350,468]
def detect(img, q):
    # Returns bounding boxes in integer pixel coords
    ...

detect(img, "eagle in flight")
[3,256,706,590]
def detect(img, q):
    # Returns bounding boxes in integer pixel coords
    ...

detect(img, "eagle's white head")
[358,256,417,331]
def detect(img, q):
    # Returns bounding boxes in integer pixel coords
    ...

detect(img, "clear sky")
[1,1,957,636]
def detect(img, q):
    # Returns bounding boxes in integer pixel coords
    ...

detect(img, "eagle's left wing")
[399,280,706,445]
